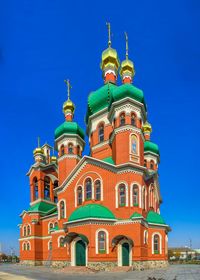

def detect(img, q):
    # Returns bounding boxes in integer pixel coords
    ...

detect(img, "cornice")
[109,125,145,144]
[57,154,82,162]
[27,162,58,177]
[55,133,85,148]
[91,140,110,151]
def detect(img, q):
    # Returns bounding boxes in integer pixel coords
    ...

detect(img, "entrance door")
[75,240,86,266]
[122,242,130,266]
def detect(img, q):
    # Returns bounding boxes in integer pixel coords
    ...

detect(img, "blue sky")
[0,0,200,255]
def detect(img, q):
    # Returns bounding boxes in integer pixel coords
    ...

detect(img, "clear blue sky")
[0,0,200,255]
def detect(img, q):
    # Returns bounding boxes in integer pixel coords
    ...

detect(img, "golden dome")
[63,99,75,115]
[120,58,135,77]
[100,47,120,70]
[142,121,152,134]
[51,155,57,163]
[33,147,44,155]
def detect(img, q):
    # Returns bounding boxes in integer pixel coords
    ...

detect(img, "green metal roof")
[130,212,143,219]
[86,83,146,123]
[102,156,115,165]
[146,211,166,225]
[68,203,116,222]
[28,201,57,216]
[144,141,159,155]
[55,121,85,140]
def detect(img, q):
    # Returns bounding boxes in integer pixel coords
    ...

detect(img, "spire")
[120,32,135,84]
[63,79,75,122]
[33,136,44,162]
[100,22,120,84]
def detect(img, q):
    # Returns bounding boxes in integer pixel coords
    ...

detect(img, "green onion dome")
[68,203,116,222]
[146,211,166,225]
[55,121,85,140]
[144,141,159,155]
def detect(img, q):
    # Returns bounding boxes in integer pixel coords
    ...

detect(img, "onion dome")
[63,79,75,121]
[100,23,120,84]
[144,141,159,156]
[68,204,116,222]
[55,121,85,140]
[146,211,166,225]
[51,155,57,163]
[142,121,152,140]
[120,32,135,83]
[33,137,45,163]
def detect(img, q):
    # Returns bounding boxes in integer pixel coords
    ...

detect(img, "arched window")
[153,234,160,254]
[77,145,81,156]
[98,231,106,253]
[54,222,58,228]
[77,186,83,205]
[149,187,154,208]
[144,159,147,167]
[23,226,27,237]
[53,180,58,189]
[131,135,138,155]
[85,178,92,200]
[119,184,126,206]
[59,237,65,247]
[60,201,65,219]
[33,178,38,200]
[23,243,26,251]
[68,143,73,154]
[120,113,126,126]
[98,124,104,143]
[60,145,65,156]
[131,113,136,126]
[49,223,53,233]
[150,160,154,170]
[95,180,101,201]
[142,188,146,210]
[49,241,52,251]
[27,242,30,251]
[54,196,58,203]
[133,185,139,206]
[44,177,50,200]
[27,225,30,235]
[144,230,148,244]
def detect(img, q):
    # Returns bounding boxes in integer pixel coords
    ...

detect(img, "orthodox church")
[19,24,170,270]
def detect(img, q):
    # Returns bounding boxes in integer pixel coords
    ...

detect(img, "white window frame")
[95,229,109,254]
[115,182,129,208]
[152,232,162,254]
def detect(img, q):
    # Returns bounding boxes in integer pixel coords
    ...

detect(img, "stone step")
[109,266,132,272]
[61,266,96,273]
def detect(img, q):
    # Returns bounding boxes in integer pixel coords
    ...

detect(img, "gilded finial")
[125,32,128,59]
[37,137,40,148]
[64,79,72,100]
[106,22,111,47]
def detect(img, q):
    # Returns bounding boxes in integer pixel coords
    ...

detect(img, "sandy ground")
[0,271,33,280]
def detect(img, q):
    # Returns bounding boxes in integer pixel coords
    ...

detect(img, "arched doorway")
[75,240,86,266]
[122,242,130,266]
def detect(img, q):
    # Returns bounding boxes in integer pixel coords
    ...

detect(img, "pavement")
[0,264,200,280]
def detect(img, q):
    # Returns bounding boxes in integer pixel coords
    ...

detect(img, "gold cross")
[64,79,72,100]
[125,32,128,59]
[106,22,111,47]
[37,136,40,148]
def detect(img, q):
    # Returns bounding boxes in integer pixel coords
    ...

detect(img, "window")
[49,241,52,251]
[144,230,148,244]
[85,178,92,200]
[60,145,65,156]
[23,226,27,237]
[59,237,65,247]
[44,177,50,200]
[133,185,139,206]
[68,143,73,154]
[77,186,83,205]
[142,188,146,210]
[98,231,106,253]
[119,184,126,206]
[131,113,136,126]
[23,243,26,251]
[33,178,38,200]
[120,113,126,126]
[27,242,30,251]
[54,196,58,203]
[131,135,138,155]
[150,160,154,170]
[77,145,81,156]
[54,222,58,228]
[95,180,101,201]
[154,234,160,254]
[49,223,53,233]
[54,180,58,189]
[27,225,30,235]
[98,124,104,143]
[60,201,65,219]
[144,159,147,167]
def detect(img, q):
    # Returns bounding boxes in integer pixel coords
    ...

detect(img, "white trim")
[94,178,103,201]
[95,228,109,254]
[115,181,129,208]
[58,199,66,220]
[152,232,162,254]
[74,185,84,208]
[83,176,94,200]
[130,182,141,207]
[165,235,168,254]
[48,221,54,233]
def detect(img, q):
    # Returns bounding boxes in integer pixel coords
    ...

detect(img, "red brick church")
[19,24,170,270]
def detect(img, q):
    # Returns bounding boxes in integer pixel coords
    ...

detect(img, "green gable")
[144,141,160,155]
[28,201,57,216]
[146,211,166,225]
[102,156,115,165]
[68,204,116,222]
[130,212,143,219]
[55,121,85,140]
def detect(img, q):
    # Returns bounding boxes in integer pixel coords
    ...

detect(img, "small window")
[77,145,81,156]
[119,184,126,206]
[27,225,30,235]
[49,223,53,233]
[131,114,136,126]
[27,243,30,251]
[98,124,104,143]
[133,185,139,206]
[142,188,146,210]
[23,226,27,237]
[54,222,58,228]
[60,237,65,247]
[77,186,83,205]
[95,180,101,201]
[144,230,148,244]
[98,231,106,253]
[154,234,160,254]
[23,243,26,251]
[60,145,65,156]
[144,159,147,167]
[33,178,38,200]
[120,113,126,126]
[44,177,50,200]
[85,178,92,200]
[54,196,58,203]
[60,201,65,219]
[49,241,52,251]
[68,143,73,154]
[150,160,154,170]
[54,180,58,189]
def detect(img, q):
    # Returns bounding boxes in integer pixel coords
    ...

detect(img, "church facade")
[19,26,170,270]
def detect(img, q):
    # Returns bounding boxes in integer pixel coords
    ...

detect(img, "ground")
[0,264,200,280]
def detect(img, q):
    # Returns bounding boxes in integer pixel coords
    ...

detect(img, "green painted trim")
[102,156,115,165]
